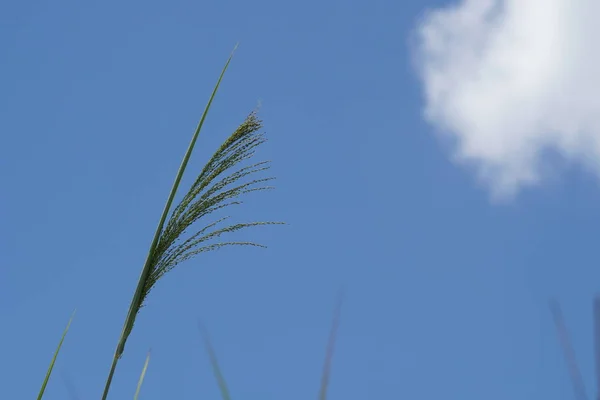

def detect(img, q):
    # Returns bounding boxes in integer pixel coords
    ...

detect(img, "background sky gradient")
[2,0,600,399]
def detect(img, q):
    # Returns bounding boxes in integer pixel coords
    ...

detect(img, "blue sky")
[2,0,600,399]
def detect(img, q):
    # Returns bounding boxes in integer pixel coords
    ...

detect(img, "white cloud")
[412,0,600,200]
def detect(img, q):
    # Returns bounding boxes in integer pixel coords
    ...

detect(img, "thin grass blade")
[100,44,238,400]
[550,298,589,400]
[133,350,151,400]
[199,321,232,400]
[318,290,344,400]
[37,310,76,400]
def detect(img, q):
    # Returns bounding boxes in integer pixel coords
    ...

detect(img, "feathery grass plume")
[199,322,232,400]
[143,110,282,298]
[318,290,344,400]
[37,310,75,400]
[133,350,151,400]
[101,45,283,400]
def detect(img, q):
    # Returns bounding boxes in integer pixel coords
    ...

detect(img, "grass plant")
[35,46,340,399]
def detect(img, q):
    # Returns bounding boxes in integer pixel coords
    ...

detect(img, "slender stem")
[101,356,119,400]
[100,44,238,400]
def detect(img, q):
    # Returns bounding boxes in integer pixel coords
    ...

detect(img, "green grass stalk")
[100,46,236,400]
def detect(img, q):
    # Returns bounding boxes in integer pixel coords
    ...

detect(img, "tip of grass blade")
[318,289,344,400]
[133,349,151,400]
[198,321,232,400]
[37,309,76,400]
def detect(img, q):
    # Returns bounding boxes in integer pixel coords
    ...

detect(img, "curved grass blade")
[37,310,76,400]
[100,44,239,400]
[318,290,344,400]
[199,322,232,400]
[133,350,151,400]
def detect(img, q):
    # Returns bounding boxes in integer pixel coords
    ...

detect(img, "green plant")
[98,46,282,399]
[36,46,283,399]
[99,47,283,399]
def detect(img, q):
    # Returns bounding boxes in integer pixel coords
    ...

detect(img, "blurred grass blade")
[199,322,232,400]
[37,310,76,400]
[101,44,238,400]
[133,350,151,400]
[318,290,344,400]
[550,299,589,400]
[61,370,83,400]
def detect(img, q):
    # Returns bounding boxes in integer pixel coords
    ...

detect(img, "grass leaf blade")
[37,310,76,400]
[199,321,232,400]
[133,350,151,400]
